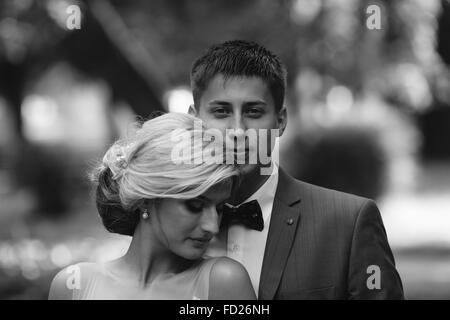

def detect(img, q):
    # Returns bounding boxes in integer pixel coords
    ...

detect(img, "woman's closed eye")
[185,199,205,213]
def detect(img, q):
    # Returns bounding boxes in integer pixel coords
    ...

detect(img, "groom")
[189,40,404,299]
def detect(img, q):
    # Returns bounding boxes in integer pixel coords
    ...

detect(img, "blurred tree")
[286,126,387,199]
[282,0,441,196]
[437,0,450,66]
[0,0,168,217]
[0,0,167,142]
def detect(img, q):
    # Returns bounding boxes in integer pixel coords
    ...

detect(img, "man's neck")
[229,165,271,205]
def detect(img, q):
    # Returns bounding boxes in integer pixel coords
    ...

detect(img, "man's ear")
[277,107,288,137]
[188,104,197,116]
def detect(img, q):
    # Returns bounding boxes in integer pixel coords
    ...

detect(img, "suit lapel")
[258,169,301,299]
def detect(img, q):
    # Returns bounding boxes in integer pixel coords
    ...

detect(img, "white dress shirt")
[205,163,279,297]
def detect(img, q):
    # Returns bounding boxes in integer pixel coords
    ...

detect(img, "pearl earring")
[142,209,150,220]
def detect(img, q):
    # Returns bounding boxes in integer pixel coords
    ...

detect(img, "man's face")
[191,74,286,174]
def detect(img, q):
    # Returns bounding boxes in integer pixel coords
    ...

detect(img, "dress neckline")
[97,258,205,285]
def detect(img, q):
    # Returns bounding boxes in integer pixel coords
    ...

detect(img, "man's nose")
[200,207,220,235]
[227,114,246,140]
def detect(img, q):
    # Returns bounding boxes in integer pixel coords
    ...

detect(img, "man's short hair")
[190,40,287,111]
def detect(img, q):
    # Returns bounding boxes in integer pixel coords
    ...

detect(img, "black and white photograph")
[0,0,449,303]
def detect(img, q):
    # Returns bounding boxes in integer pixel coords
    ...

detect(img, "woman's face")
[151,180,232,260]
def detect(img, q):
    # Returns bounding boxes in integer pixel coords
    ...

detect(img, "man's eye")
[246,108,263,117]
[212,108,229,117]
[185,200,204,213]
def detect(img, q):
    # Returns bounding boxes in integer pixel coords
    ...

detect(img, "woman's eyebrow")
[196,195,210,202]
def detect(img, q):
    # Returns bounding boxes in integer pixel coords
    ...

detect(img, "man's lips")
[226,148,250,154]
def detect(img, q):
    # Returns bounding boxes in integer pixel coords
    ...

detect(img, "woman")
[48,112,256,300]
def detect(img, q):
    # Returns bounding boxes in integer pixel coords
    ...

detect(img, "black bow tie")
[221,200,264,231]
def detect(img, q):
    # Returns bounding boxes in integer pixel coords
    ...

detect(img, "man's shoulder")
[278,169,372,219]
[296,177,368,204]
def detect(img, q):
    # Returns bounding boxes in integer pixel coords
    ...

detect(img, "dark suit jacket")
[258,168,404,299]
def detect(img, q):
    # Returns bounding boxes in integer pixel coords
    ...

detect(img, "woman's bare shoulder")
[48,262,99,300]
[208,257,256,300]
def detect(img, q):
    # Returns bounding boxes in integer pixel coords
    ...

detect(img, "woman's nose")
[200,207,220,235]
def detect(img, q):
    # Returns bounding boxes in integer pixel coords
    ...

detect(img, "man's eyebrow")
[208,100,267,106]
[208,100,231,106]
[244,100,267,106]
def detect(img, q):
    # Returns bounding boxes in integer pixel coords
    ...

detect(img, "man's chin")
[237,163,262,176]
[237,161,275,176]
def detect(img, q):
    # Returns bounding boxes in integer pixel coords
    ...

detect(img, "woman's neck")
[114,224,193,287]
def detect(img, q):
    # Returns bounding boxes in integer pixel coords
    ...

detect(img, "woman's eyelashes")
[184,199,226,215]
[185,199,204,213]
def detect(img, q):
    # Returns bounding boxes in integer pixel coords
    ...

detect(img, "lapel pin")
[286,218,294,225]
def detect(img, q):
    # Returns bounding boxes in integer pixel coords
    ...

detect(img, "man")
[189,40,404,299]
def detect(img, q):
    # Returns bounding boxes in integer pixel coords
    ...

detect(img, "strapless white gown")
[63,258,218,300]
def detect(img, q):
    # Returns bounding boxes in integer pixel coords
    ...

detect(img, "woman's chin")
[177,247,207,261]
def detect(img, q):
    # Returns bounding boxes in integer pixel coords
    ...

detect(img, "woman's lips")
[189,237,211,246]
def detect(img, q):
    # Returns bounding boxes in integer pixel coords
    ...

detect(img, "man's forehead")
[208,73,268,88]
[202,74,271,101]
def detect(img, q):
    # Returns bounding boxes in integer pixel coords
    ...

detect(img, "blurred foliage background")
[1,0,450,299]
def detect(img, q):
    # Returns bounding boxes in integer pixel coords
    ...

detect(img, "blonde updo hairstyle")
[92,112,238,236]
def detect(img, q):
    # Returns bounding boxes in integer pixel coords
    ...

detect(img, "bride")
[48,112,256,300]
